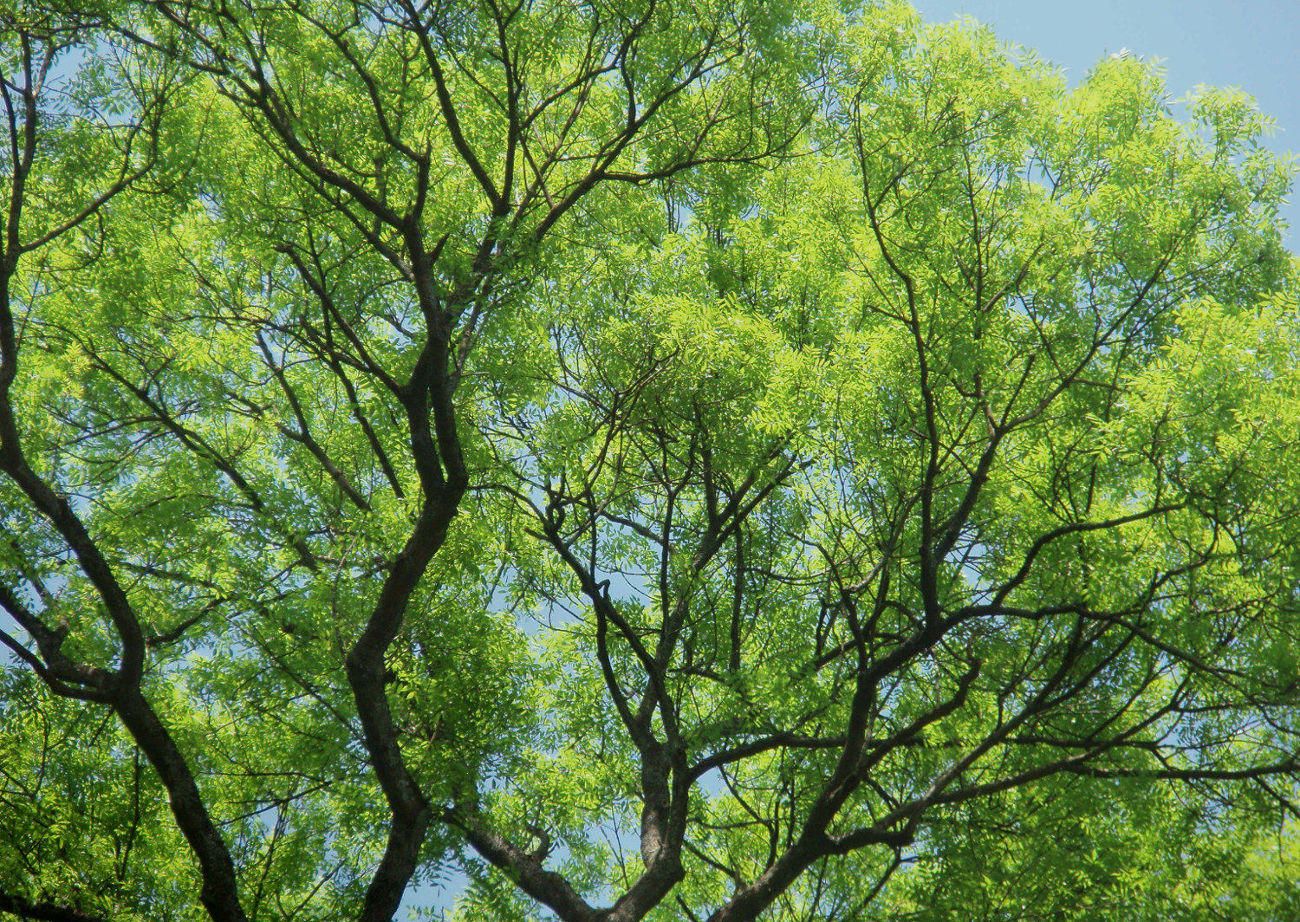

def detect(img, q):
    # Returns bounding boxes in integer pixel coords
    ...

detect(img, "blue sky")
[909,0,1300,248]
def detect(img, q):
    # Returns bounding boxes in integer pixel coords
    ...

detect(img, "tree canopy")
[2,2,1299,920]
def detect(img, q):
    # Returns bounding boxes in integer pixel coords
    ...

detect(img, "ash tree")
[1,2,1299,921]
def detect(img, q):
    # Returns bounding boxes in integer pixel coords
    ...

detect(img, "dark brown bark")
[113,690,249,922]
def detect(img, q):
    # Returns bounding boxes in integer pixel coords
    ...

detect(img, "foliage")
[1,2,1298,921]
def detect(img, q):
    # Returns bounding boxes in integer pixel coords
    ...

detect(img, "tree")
[1,1,1298,920]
